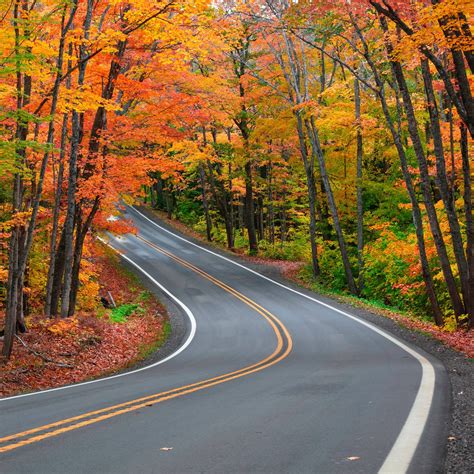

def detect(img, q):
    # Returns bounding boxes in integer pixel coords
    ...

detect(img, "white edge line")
[128,205,436,474]
[0,239,197,403]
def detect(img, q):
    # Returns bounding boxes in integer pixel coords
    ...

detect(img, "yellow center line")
[0,235,292,454]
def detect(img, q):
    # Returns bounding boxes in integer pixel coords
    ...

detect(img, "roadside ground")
[0,242,170,398]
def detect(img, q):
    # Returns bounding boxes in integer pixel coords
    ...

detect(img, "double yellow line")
[0,235,292,454]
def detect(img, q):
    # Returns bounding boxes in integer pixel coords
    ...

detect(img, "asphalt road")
[0,206,449,473]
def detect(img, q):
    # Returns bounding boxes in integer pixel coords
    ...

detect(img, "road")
[0,206,449,473]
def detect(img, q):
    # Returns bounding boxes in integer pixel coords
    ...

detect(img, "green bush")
[318,246,352,292]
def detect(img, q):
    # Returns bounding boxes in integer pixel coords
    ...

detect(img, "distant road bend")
[0,206,449,473]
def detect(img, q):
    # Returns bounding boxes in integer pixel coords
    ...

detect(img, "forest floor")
[0,243,170,398]
[144,207,473,359]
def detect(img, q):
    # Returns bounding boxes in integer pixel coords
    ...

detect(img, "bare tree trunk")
[257,196,264,241]
[3,176,21,357]
[351,13,444,324]
[50,230,66,317]
[206,161,234,248]
[421,59,471,321]
[229,163,235,245]
[355,78,364,290]
[3,0,31,357]
[295,113,320,277]
[199,163,212,241]
[60,0,92,318]
[384,27,465,317]
[267,159,275,244]
[244,160,258,253]
[306,116,358,295]
[60,108,80,318]
[238,197,244,235]
[165,188,174,219]
[68,197,99,316]
[155,179,164,209]
[460,125,474,327]
[45,113,68,316]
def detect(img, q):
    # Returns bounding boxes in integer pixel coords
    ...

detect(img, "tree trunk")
[421,59,470,320]
[149,184,157,208]
[155,179,164,209]
[3,176,21,358]
[386,36,465,317]
[295,112,320,277]
[355,78,364,290]
[206,160,234,248]
[267,159,275,244]
[460,125,474,327]
[3,0,31,357]
[60,110,80,318]
[306,116,358,295]
[165,188,174,219]
[60,0,92,318]
[68,197,99,316]
[244,160,258,253]
[351,13,444,324]
[45,113,68,316]
[199,163,212,241]
[257,196,265,241]
[50,230,66,317]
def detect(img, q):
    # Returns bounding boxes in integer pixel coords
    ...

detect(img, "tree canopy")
[0,0,473,359]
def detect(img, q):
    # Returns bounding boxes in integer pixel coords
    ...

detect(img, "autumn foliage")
[0,0,473,366]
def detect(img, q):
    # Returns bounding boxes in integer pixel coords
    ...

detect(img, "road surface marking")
[0,241,197,403]
[0,239,292,454]
[129,205,436,474]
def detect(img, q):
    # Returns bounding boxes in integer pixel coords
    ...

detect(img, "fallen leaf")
[347,456,360,461]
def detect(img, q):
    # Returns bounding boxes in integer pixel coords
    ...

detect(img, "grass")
[109,303,140,323]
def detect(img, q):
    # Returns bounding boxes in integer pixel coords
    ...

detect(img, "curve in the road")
[0,242,198,404]
[128,205,437,474]
[0,205,441,474]
[0,238,292,454]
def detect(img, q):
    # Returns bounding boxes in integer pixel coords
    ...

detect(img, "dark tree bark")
[355,78,364,290]
[45,113,68,316]
[50,230,66,317]
[295,112,320,277]
[267,159,275,244]
[305,116,358,296]
[244,160,258,253]
[206,161,234,248]
[199,163,213,241]
[349,14,444,324]
[460,125,474,327]
[60,0,93,318]
[421,59,471,321]
[381,19,465,317]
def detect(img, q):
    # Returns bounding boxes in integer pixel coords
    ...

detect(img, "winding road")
[0,206,449,473]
